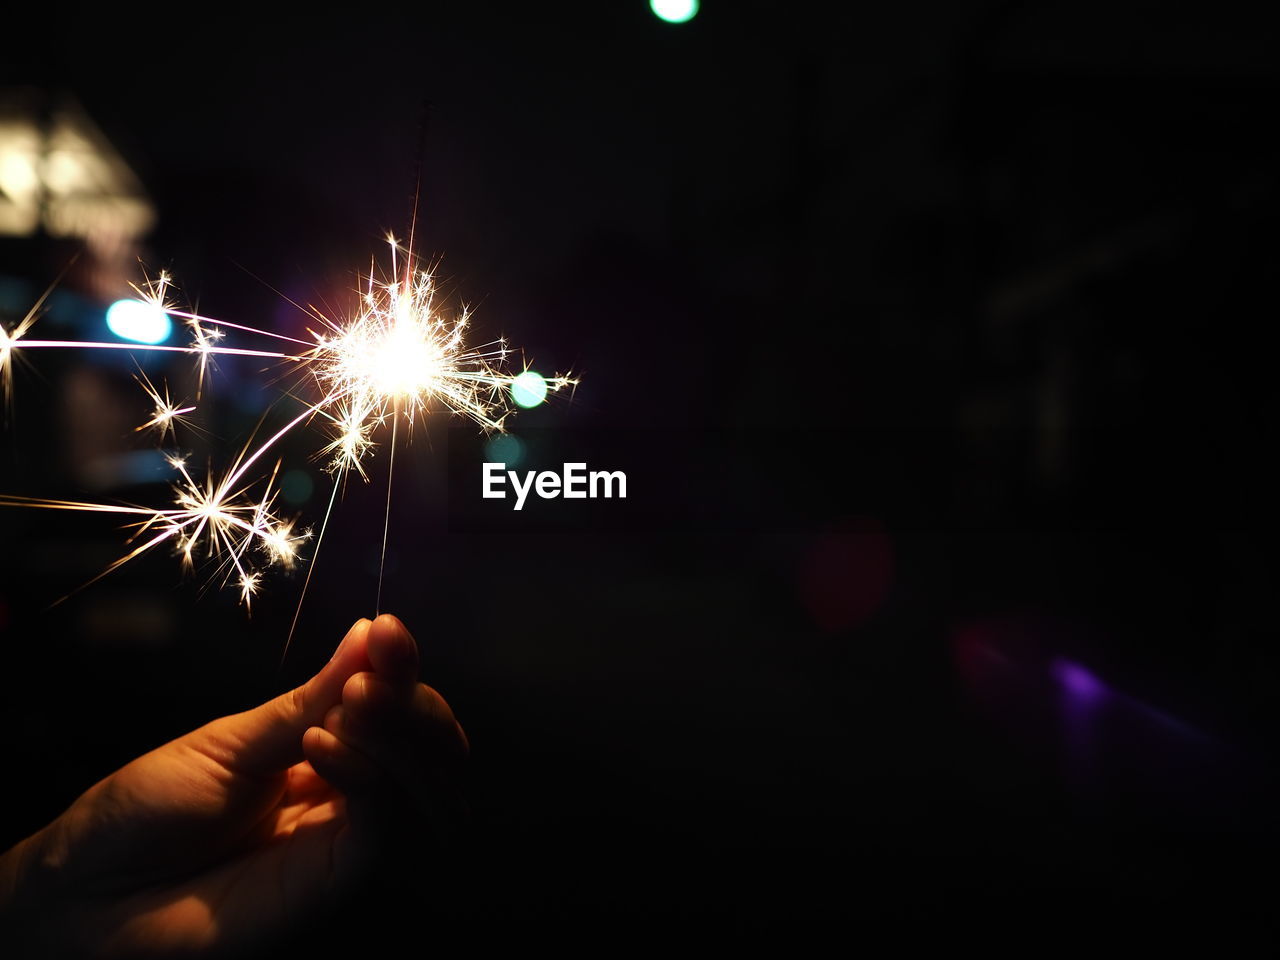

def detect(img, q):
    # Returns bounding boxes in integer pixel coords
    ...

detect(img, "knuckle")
[286,683,307,720]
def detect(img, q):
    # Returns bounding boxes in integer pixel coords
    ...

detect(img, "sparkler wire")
[376,398,399,616]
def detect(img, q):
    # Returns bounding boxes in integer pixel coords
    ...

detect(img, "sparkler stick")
[0,240,577,626]
[376,398,400,617]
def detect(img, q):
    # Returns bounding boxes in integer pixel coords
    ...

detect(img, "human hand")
[0,613,467,957]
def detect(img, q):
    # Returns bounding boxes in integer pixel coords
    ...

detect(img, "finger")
[366,613,419,690]
[196,618,373,776]
[317,706,444,828]
[304,617,377,709]
[321,702,466,827]
[343,673,468,762]
[302,725,380,794]
[413,684,469,757]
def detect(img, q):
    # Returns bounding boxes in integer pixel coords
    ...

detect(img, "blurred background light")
[105,299,171,344]
[280,469,314,505]
[82,448,177,491]
[0,94,154,241]
[650,0,699,23]
[1053,658,1107,705]
[511,370,548,408]
[484,432,526,467]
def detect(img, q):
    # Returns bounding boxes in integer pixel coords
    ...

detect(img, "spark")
[134,370,196,442]
[0,278,49,416]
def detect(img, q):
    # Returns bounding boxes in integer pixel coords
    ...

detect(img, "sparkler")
[0,236,576,630]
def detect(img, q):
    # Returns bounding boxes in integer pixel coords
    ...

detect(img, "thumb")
[195,618,374,777]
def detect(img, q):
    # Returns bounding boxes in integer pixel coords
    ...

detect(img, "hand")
[0,613,467,957]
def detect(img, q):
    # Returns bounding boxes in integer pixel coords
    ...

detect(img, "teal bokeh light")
[106,299,172,345]
[484,433,526,467]
[511,370,548,408]
[650,0,699,24]
[280,469,314,505]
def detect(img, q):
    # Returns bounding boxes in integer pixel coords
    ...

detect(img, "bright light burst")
[0,236,577,621]
[299,237,573,476]
[0,279,48,415]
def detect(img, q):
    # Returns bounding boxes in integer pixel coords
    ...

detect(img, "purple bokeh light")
[1052,658,1107,705]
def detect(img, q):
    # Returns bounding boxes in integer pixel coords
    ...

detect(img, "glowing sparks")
[134,370,196,442]
[0,455,310,612]
[0,280,47,415]
[0,239,577,612]
[299,237,574,476]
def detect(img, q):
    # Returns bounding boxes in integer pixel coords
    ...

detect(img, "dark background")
[2,1,1278,946]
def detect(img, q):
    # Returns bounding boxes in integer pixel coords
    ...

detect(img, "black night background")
[1,2,1277,951]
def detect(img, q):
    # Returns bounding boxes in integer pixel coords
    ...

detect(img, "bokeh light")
[280,469,314,505]
[511,370,548,408]
[105,299,171,345]
[650,0,699,24]
[484,432,526,467]
[1052,658,1108,705]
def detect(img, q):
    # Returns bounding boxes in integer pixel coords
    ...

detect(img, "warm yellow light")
[0,100,154,239]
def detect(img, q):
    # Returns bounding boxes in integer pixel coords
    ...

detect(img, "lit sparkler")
[0,236,576,624]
